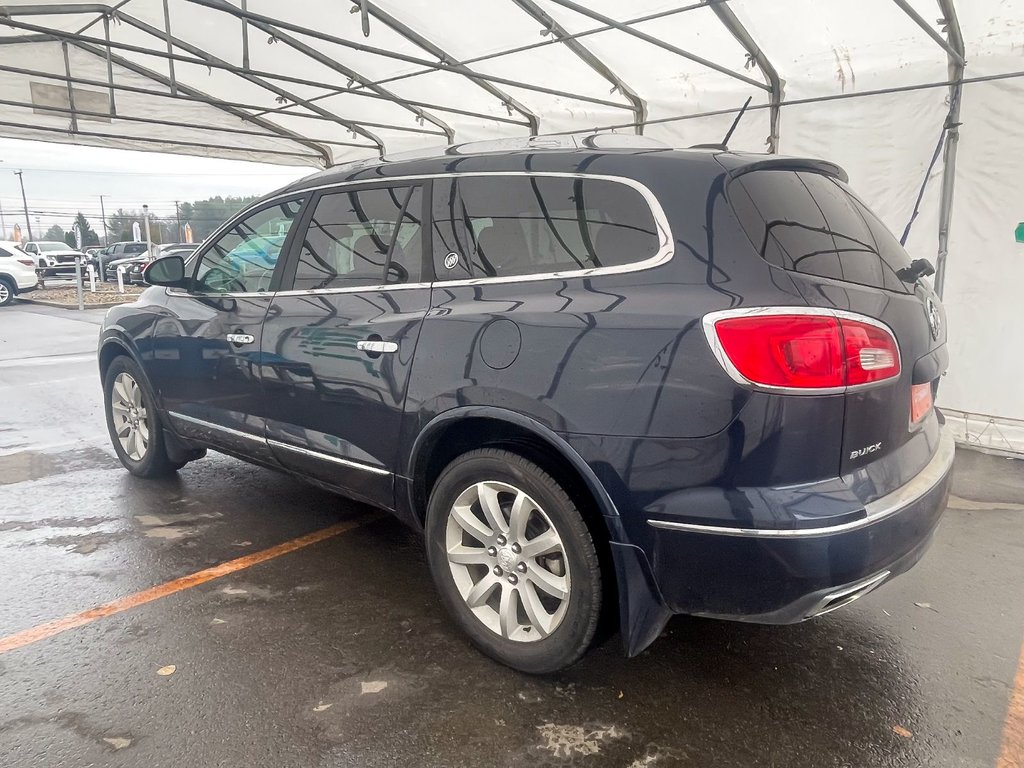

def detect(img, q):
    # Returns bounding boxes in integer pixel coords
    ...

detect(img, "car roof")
[282,143,724,195]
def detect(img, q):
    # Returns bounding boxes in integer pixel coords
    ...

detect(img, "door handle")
[356,339,398,354]
[227,333,255,345]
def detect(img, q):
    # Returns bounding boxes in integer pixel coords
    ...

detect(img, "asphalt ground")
[1,303,1022,768]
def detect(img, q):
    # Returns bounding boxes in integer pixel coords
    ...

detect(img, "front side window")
[432,176,660,281]
[290,185,423,291]
[192,198,304,294]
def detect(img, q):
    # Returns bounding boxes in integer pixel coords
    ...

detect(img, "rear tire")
[425,449,602,674]
[0,278,14,307]
[103,356,185,478]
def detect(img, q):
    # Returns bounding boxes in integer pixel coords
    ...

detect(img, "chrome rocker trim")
[166,412,391,477]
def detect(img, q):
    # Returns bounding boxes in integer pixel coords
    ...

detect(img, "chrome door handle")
[356,339,398,354]
[226,333,255,345]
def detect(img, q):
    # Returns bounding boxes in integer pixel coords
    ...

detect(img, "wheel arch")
[407,407,672,656]
[408,407,620,530]
[98,333,142,378]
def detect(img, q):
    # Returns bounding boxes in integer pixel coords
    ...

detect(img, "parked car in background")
[22,241,85,275]
[0,240,39,306]
[97,137,953,673]
[108,243,196,285]
[91,241,148,276]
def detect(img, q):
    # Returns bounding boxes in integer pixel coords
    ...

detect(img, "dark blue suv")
[98,137,953,673]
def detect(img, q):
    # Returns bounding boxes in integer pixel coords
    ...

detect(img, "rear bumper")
[644,426,954,622]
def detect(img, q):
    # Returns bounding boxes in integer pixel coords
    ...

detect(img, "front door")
[260,183,430,508]
[145,196,307,460]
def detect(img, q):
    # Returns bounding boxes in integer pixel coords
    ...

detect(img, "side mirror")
[144,255,187,288]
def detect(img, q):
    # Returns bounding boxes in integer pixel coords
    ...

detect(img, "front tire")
[103,356,184,478]
[425,449,602,674]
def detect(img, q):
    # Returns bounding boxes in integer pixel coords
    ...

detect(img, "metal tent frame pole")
[347,0,540,136]
[933,0,965,299]
[710,2,784,153]
[511,0,646,133]
[544,0,769,92]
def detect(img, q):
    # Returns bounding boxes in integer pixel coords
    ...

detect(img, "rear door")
[728,168,947,477]
[260,183,430,508]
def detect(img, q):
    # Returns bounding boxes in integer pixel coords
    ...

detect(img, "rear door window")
[730,169,910,292]
[289,185,423,290]
[432,175,660,281]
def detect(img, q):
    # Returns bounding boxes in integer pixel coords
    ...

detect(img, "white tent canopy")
[1,0,1022,452]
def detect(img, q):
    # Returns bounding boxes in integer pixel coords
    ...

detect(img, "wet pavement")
[1,303,1022,768]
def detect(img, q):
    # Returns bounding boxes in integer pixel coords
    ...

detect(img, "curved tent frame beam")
[190,0,455,142]
[350,0,540,136]
[709,1,783,153]
[510,0,646,134]
[544,0,769,93]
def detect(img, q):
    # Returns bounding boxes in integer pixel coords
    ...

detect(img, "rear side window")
[124,243,147,255]
[729,170,910,293]
[290,185,422,290]
[0,246,11,258]
[432,175,660,280]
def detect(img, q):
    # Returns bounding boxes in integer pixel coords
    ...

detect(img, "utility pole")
[14,170,32,241]
[99,195,109,246]
[174,201,182,242]
[0,199,6,240]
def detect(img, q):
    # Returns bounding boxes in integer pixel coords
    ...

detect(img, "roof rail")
[373,133,671,162]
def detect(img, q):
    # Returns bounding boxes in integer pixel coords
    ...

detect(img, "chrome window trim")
[647,426,953,539]
[168,171,673,299]
[701,306,903,396]
[167,411,266,444]
[267,438,391,476]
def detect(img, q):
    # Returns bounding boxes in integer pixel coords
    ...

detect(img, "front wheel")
[103,356,184,478]
[425,449,602,674]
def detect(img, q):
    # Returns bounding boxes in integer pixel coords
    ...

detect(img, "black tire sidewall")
[103,356,174,477]
[0,278,14,307]
[426,450,601,674]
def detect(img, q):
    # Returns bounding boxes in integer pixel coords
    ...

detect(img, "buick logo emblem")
[443,252,460,270]
[925,297,941,340]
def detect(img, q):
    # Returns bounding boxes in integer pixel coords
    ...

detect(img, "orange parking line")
[998,641,1024,768]
[0,514,380,656]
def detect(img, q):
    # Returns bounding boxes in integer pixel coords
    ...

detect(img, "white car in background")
[21,240,86,276]
[0,241,39,307]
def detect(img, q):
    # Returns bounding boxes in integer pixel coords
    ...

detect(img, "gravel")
[27,284,146,306]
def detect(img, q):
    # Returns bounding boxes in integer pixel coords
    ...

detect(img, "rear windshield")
[729,169,912,293]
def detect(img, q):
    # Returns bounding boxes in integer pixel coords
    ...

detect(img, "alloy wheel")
[0,282,9,304]
[445,481,570,642]
[110,372,150,461]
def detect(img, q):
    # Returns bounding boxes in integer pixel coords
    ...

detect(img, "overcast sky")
[0,137,311,241]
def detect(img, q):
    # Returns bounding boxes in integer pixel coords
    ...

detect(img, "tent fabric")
[0,0,1022,452]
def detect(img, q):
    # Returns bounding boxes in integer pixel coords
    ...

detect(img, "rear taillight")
[705,309,901,392]
[17,258,34,267]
